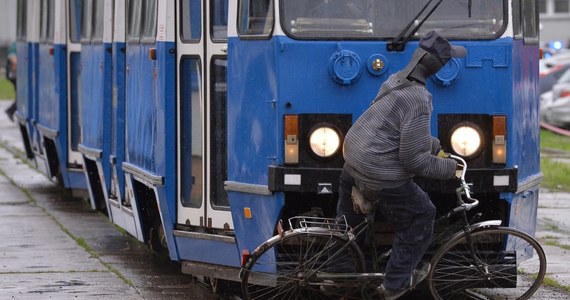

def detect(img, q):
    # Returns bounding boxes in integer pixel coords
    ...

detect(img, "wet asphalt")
[2,99,570,299]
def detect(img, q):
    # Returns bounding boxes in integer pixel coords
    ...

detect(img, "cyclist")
[337,31,466,299]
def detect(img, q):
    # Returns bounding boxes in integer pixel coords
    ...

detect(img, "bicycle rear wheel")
[428,226,546,300]
[241,230,364,300]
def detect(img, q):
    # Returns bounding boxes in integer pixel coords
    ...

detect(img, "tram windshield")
[281,0,505,40]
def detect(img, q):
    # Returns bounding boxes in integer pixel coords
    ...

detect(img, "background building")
[0,0,17,46]
[0,0,17,77]
[540,0,570,50]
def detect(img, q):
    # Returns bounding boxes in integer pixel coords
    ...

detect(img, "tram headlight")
[450,125,482,157]
[309,126,341,158]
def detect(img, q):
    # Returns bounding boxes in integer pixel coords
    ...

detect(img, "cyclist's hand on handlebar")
[436,150,450,158]
[455,163,464,178]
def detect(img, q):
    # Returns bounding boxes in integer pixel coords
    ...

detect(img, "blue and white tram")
[17,0,543,290]
[226,0,541,275]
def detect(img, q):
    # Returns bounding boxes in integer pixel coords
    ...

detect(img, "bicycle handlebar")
[449,154,479,212]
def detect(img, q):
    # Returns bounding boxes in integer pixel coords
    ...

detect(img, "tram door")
[67,0,83,167]
[177,0,232,230]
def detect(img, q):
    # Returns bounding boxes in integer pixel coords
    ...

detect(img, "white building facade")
[0,0,17,46]
[540,0,570,49]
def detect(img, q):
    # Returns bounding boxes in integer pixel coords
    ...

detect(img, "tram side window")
[141,0,157,44]
[210,58,228,208]
[238,0,274,37]
[127,0,143,43]
[522,0,539,44]
[180,0,202,43]
[128,0,157,44]
[40,0,55,43]
[211,0,228,41]
[69,0,82,43]
[17,0,27,41]
[180,57,203,208]
[81,0,93,43]
[92,0,105,44]
[513,0,539,43]
[512,0,522,38]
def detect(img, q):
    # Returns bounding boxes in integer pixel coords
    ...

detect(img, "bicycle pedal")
[410,263,430,289]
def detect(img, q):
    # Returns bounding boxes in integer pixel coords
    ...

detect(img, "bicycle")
[239,155,547,300]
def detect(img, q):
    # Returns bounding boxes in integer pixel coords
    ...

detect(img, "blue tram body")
[16,0,542,287]
[16,0,86,190]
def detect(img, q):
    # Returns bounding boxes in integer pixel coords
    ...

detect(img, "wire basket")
[288,215,350,234]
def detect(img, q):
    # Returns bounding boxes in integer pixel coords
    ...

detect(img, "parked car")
[540,51,570,94]
[540,68,570,128]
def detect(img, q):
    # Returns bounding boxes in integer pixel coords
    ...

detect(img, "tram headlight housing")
[450,125,483,158]
[309,126,341,158]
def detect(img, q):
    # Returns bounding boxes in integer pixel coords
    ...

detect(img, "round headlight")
[450,125,482,157]
[309,126,341,158]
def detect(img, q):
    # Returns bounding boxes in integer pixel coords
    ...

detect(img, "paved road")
[536,192,570,293]
[2,100,570,299]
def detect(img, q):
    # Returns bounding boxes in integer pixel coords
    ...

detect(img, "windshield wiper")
[388,0,445,51]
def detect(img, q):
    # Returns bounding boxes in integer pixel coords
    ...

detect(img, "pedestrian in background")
[5,42,17,122]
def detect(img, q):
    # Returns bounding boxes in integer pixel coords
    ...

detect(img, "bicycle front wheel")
[241,230,364,300]
[428,226,546,300]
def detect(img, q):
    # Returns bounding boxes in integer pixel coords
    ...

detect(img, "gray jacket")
[343,72,457,189]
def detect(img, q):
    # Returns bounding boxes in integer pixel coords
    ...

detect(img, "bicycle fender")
[470,220,502,230]
[436,220,502,249]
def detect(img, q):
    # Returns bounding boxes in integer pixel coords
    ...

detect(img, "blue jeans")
[337,168,436,291]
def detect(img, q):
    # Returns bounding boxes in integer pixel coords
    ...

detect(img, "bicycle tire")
[241,229,365,300]
[428,226,546,300]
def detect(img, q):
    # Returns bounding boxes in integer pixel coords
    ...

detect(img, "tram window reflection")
[180,58,203,208]
[282,0,506,39]
[211,0,228,41]
[180,0,201,43]
[238,0,274,37]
